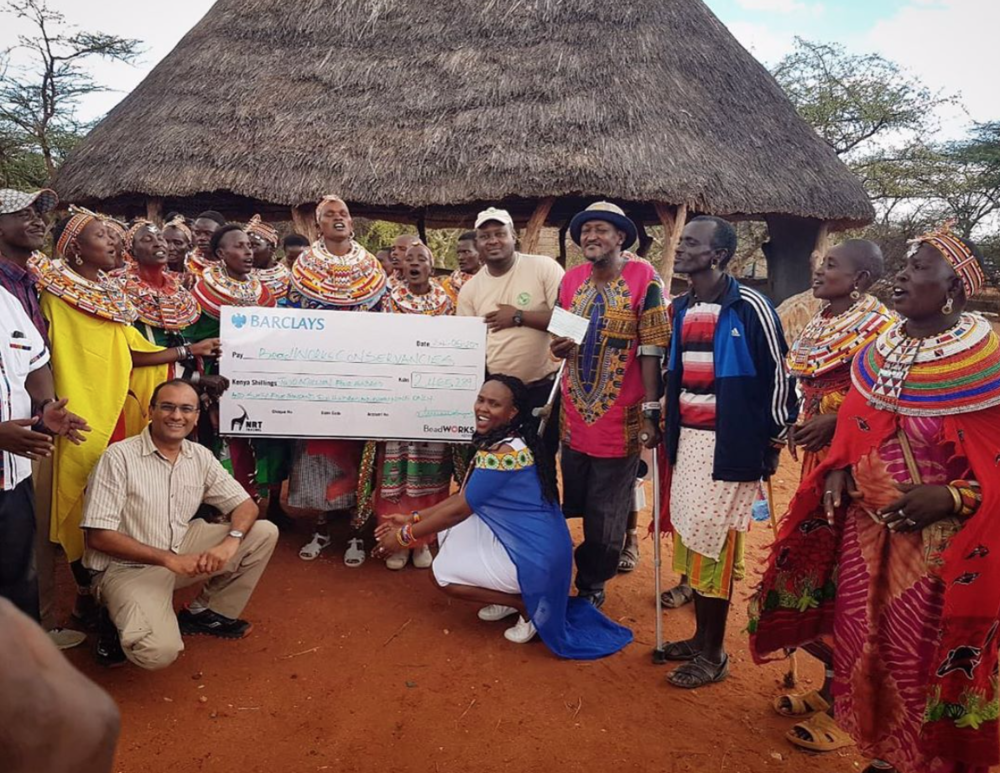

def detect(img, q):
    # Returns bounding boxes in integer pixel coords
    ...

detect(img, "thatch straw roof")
[55,0,873,229]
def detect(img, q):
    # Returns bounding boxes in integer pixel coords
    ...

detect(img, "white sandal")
[411,545,433,569]
[344,537,366,568]
[299,533,331,561]
[385,550,409,570]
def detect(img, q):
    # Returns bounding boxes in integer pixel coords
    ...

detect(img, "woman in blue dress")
[374,374,632,659]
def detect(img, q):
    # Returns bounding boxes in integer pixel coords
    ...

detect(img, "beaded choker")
[253,263,291,299]
[852,313,1000,416]
[289,240,386,309]
[193,264,271,318]
[122,267,201,331]
[787,294,894,379]
[184,250,216,279]
[31,257,137,324]
[386,279,453,316]
[448,269,476,295]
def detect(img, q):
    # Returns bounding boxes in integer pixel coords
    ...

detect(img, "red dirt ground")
[59,453,868,773]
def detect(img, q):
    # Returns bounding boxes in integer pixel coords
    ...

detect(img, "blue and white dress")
[433,438,633,660]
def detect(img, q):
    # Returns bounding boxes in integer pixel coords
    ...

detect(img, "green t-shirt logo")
[517,292,531,308]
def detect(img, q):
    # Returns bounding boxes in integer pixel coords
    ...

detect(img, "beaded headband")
[164,216,193,242]
[125,218,157,252]
[908,220,986,297]
[103,217,127,242]
[56,206,100,259]
[246,214,279,247]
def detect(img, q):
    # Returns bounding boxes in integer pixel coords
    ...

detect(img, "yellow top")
[42,293,167,561]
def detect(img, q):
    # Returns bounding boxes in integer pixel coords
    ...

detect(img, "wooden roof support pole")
[291,204,318,243]
[417,212,428,244]
[636,219,653,258]
[146,197,164,227]
[654,202,688,292]
[521,197,555,255]
[812,221,830,272]
[557,219,570,267]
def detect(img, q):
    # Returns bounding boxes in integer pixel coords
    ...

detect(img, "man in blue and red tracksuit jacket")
[658,216,797,690]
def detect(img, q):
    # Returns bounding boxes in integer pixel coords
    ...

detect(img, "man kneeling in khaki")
[82,379,278,669]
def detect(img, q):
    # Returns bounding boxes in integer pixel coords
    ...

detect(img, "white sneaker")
[503,616,537,644]
[412,545,433,569]
[477,604,519,622]
[48,627,87,650]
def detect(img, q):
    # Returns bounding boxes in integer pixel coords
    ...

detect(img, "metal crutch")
[639,428,668,665]
[535,359,566,437]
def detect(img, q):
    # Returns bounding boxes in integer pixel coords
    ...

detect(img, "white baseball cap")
[0,188,59,217]
[474,207,514,230]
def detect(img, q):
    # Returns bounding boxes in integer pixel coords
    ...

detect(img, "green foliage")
[773,39,999,291]
[0,0,140,184]
[354,219,462,271]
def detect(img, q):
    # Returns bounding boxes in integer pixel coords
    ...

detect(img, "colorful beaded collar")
[852,313,1000,416]
[253,262,291,299]
[787,294,894,379]
[122,266,200,331]
[31,256,137,324]
[386,279,452,316]
[193,264,269,318]
[289,240,386,309]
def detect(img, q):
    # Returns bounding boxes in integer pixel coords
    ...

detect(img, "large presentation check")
[218,306,487,441]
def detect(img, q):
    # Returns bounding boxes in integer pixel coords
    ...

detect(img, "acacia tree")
[0,0,139,184]
[771,38,951,158]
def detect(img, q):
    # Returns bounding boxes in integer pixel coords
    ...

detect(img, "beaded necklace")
[852,313,1000,416]
[184,250,215,279]
[122,266,200,331]
[204,264,264,305]
[386,279,453,316]
[193,264,271,319]
[253,262,291,299]
[290,239,386,309]
[30,256,137,324]
[787,294,894,379]
[448,268,476,294]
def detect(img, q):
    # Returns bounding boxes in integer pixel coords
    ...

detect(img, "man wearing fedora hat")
[550,202,669,609]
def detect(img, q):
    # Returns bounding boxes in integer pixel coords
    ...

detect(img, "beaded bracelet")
[396,523,415,547]
[411,511,422,524]
[946,485,963,515]
[949,480,981,518]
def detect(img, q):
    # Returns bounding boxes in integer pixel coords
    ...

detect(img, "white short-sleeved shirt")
[0,285,50,490]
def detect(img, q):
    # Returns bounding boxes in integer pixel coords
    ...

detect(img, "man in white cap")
[550,202,669,609]
[0,188,89,651]
[457,207,565,459]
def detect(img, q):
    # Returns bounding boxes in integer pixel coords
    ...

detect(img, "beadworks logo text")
[424,424,475,435]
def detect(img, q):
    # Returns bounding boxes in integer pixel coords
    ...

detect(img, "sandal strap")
[669,654,729,687]
[789,712,852,748]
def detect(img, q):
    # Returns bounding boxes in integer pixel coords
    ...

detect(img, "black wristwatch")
[513,310,524,327]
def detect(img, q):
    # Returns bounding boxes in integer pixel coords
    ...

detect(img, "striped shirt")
[81,427,250,571]
[678,302,720,430]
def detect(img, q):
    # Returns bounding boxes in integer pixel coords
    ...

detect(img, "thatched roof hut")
[55,0,873,298]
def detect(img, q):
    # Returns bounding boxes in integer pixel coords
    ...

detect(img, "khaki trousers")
[94,520,278,671]
[31,456,57,630]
